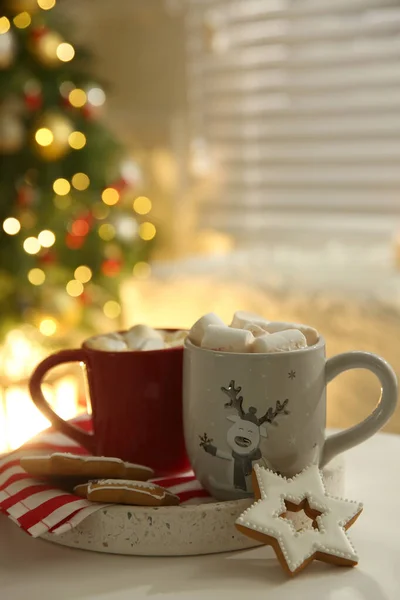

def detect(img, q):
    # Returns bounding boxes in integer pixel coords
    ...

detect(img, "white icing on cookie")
[39,454,152,472]
[124,462,153,473]
[236,464,362,573]
[51,453,123,463]
[94,479,158,489]
[89,480,167,499]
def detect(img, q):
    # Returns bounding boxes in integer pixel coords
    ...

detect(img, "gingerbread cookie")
[74,479,180,506]
[235,464,363,577]
[73,482,90,498]
[20,453,154,482]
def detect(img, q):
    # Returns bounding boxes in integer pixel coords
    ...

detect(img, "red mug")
[29,334,190,476]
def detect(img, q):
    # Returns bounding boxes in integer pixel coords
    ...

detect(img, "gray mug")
[183,336,397,500]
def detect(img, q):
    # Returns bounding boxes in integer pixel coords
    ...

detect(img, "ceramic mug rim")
[184,334,325,357]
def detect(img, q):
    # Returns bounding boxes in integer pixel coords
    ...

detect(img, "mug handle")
[29,349,95,453]
[320,351,397,468]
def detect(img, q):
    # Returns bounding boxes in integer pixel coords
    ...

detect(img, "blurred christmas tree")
[0,0,155,339]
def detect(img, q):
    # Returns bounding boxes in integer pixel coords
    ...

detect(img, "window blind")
[185,0,400,244]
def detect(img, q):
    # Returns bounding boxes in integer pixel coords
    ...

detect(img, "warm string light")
[3,218,21,235]
[0,17,10,34]
[74,265,92,283]
[23,237,41,255]
[28,268,46,286]
[39,317,57,336]
[102,188,119,206]
[103,300,121,319]
[139,222,156,241]
[133,196,152,215]
[13,12,31,29]
[35,128,53,147]
[22,229,55,255]
[37,0,57,10]
[53,178,70,195]
[72,173,90,191]
[68,88,86,108]
[38,230,55,248]
[68,131,86,149]
[66,280,83,297]
[56,43,75,63]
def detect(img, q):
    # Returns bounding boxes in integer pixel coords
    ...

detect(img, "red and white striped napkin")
[0,415,210,538]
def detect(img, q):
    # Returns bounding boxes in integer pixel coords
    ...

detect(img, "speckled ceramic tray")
[41,458,344,556]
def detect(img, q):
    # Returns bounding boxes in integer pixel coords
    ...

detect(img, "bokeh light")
[68,88,86,108]
[53,178,70,195]
[23,237,41,254]
[37,0,57,9]
[133,196,152,215]
[35,128,53,147]
[3,217,21,235]
[98,223,116,241]
[71,173,90,191]
[87,87,106,107]
[0,17,10,34]
[38,230,56,248]
[133,262,151,279]
[74,265,92,283]
[56,42,75,62]
[68,131,86,149]
[71,220,89,237]
[13,12,31,29]
[28,268,46,286]
[66,279,84,297]
[139,222,156,241]
[39,317,57,336]
[102,188,119,206]
[103,300,121,319]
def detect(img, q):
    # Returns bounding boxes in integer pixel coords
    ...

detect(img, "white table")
[1,432,400,600]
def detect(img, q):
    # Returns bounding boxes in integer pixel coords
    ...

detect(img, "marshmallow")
[201,325,254,353]
[86,335,128,352]
[230,310,269,330]
[107,332,126,343]
[164,330,188,348]
[263,322,319,346]
[242,321,268,338]
[140,338,165,351]
[124,325,163,350]
[188,313,225,346]
[252,329,307,353]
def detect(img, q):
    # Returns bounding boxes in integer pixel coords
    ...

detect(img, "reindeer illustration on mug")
[199,380,290,492]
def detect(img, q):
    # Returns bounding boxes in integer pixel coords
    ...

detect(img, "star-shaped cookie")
[235,464,363,576]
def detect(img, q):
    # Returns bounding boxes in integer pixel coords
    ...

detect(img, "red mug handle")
[29,349,95,453]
